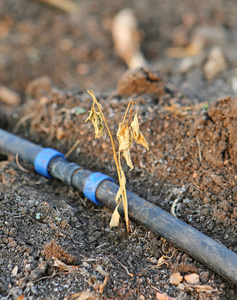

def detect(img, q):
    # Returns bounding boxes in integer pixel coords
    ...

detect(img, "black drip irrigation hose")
[0,128,237,285]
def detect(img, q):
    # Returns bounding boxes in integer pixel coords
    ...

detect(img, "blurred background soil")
[0,0,237,299]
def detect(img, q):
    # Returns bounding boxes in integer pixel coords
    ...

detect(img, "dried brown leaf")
[110,204,120,228]
[117,123,133,151]
[131,113,149,150]
[123,148,133,170]
[117,123,134,169]
[85,104,104,138]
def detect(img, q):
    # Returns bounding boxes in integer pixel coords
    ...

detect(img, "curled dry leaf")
[117,123,133,169]
[123,148,133,170]
[85,103,104,138]
[110,204,120,228]
[131,113,149,150]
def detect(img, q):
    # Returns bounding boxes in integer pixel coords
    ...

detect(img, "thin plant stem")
[122,100,133,126]
[118,151,129,230]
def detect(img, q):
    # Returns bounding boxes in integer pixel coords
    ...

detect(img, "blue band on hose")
[34,148,65,178]
[83,172,115,205]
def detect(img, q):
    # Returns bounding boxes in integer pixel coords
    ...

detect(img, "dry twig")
[65,139,80,158]
[16,153,31,173]
[13,113,36,134]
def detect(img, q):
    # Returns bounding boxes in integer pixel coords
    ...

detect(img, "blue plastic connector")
[83,172,115,205]
[34,148,65,178]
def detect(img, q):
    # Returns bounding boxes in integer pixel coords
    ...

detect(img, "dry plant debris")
[112,8,147,69]
[177,283,219,294]
[85,90,149,231]
[53,258,79,273]
[42,238,76,264]
[63,291,97,300]
[94,265,109,293]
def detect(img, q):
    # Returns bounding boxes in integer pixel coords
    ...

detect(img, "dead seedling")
[85,90,149,231]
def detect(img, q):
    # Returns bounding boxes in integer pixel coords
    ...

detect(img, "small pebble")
[200,271,209,284]
[147,257,157,264]
[184,273,199,284]
[170,272,183,285]
[12,265,18,276]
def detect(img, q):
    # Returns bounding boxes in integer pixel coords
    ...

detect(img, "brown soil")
[1,0,237,299]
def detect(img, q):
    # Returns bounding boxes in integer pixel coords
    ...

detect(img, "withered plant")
[85,90,149,231]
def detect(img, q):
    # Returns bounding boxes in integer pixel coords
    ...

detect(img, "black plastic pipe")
[0,128,237,285]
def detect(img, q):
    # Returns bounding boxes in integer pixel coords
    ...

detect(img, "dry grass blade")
[13,112,36,134]
[65,139,80,158]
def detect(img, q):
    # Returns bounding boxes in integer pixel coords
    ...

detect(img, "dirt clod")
[116,67,165,96]
[42,239,76,264]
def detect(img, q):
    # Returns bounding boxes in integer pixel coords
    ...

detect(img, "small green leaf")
[55,217,62,222]
[203,104,209,110]
[35,213,41,220]
[74,107,86,115]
